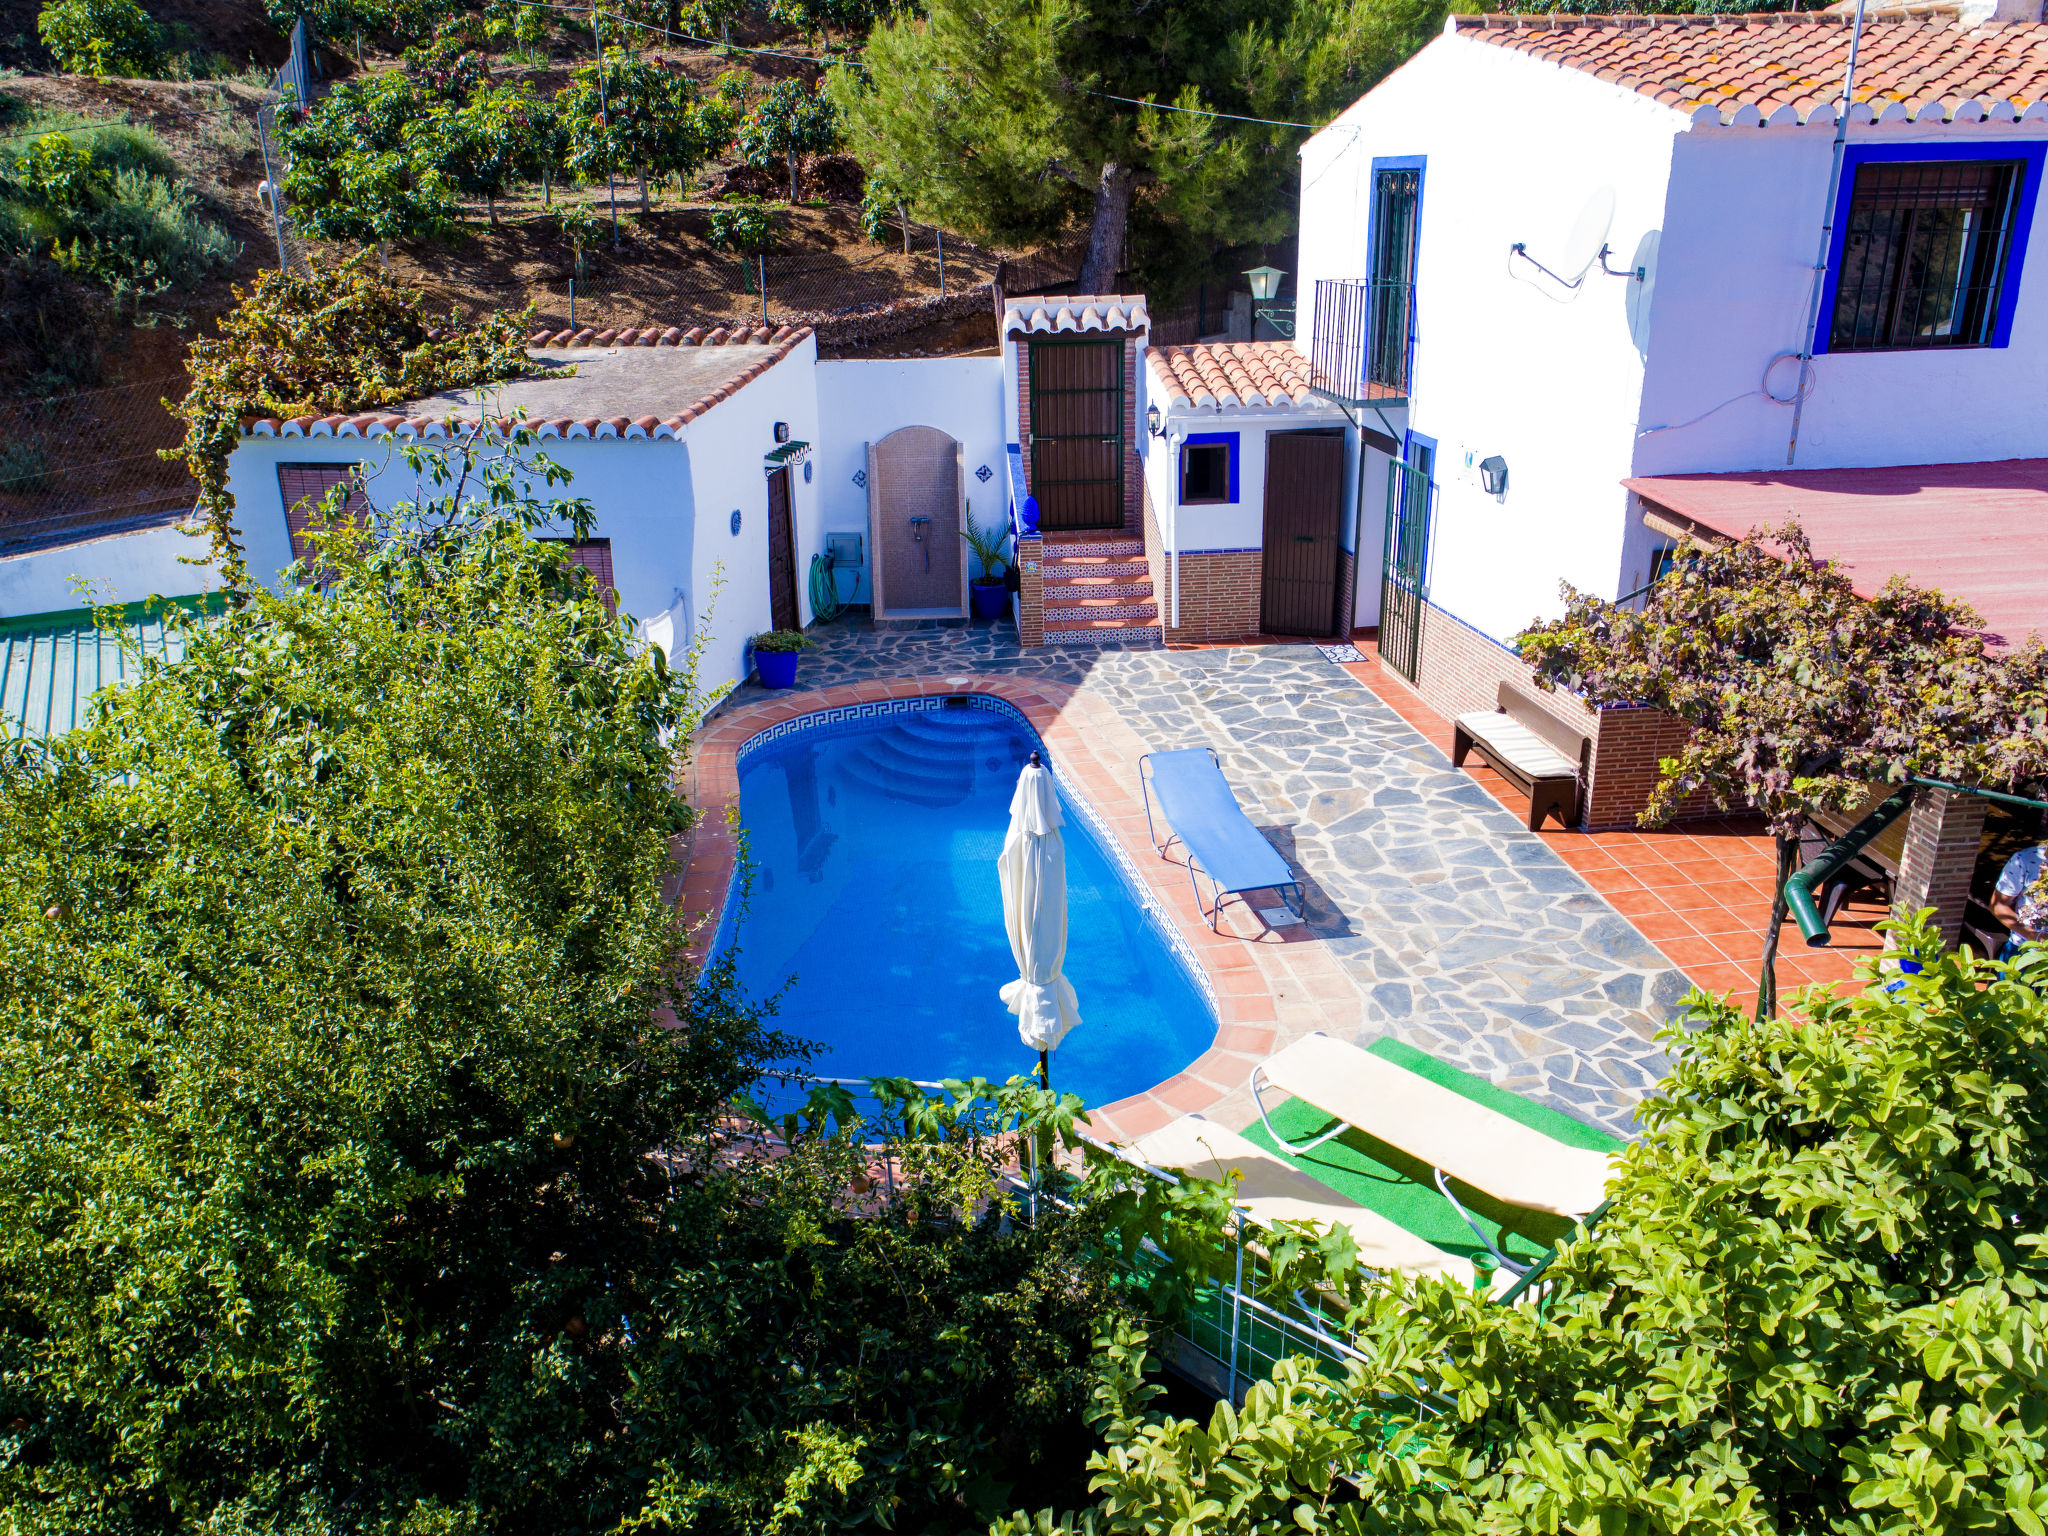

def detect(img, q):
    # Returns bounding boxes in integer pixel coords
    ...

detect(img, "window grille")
[1829,160,2022,352]
[1367,168,1421,392]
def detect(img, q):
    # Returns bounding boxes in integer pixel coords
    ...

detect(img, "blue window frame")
[1180,431,1239,503]
[1389,428,1436,586]
[1814,142,2046,355]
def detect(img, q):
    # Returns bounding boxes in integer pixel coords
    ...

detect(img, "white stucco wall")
[814,357,1006,601]
[222,336,824,695]
[1298,26,1685,644]
[0,520,223,618]
[1300,24,2048,644]
[1638,119,2048,481]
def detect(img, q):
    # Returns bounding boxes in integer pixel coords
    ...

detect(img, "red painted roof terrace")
[1624,458,2048,647]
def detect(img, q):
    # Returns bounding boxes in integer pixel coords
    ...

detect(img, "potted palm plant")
[749,629,810,688]
[960,504,1012,623]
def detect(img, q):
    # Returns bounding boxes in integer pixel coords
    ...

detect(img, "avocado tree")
[277,73,460,249]
[424,83,536,225]
[557,53,730,215]
[739,77,839,202]
[1517,522,2048,1017]
[37,0,161,77]
[1009,915,2048,1536]
[832,0,1449,293]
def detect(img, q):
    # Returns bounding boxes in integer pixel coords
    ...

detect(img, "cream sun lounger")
[1133,1112,1505,1293]
[1250,1033,1619,1272]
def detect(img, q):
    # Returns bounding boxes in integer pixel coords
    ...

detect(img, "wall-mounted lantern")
[1146,403,1164,438]
[773,421,791,444]
[1479,455,1509,497]
[1243,265,1285,301]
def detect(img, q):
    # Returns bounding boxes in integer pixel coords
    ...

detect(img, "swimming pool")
[713,695,1218,1107]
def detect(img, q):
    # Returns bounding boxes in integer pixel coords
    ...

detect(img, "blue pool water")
[717,699,1218,1106]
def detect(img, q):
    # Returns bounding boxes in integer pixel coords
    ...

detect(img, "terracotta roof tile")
[1453,12,2048,123]
[1146,341,1318,410]
[240,326,814,443]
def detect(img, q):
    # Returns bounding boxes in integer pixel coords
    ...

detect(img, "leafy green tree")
[1014,913,2048,1536]
[860,164,912,250]
[709,193,780,254]
[277,74,461,249]
[556,53,731,214]
[1518,523,2048,1016]
[739,77,839,202]
[164,254,535,565]
[37,0,160,76]
[261,0,394,67]
[402,15,493,99]
[832,0,1447,293]
[418,84,536,226]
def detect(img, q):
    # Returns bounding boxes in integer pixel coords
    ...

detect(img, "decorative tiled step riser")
[1044,623,1163,647]
[1043,538,1143,560]
[1044,559,1149,581]
[1046,581,1153,601]
[1047,602,1159,623]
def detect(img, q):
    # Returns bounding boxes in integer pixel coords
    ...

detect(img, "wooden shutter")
[276,462,368,569]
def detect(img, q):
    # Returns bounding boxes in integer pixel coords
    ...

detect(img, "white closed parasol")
[998,749,1081,1084]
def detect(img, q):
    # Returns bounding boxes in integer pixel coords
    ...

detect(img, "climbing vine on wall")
[165,252,534,573]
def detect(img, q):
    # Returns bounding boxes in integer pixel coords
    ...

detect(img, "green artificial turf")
[1237,1037,1627,1269]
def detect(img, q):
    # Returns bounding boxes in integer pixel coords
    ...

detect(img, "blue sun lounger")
[1139,748,1302,931]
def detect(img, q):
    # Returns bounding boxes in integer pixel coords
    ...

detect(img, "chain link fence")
[0,377,198,559]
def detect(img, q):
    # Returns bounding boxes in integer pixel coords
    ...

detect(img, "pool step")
[834,717,1027,805]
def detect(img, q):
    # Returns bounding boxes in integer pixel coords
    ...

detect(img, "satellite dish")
[1557,186,1616,285]
[1626,229,1660,358]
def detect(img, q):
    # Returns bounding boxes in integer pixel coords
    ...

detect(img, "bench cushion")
[1455,710,1579,781]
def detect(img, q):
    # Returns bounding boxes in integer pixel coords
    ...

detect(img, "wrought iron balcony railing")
[1309,277,1413,405]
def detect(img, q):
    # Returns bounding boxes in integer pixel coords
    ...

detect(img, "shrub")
[709,194,779,254]
[53,166,238,299]
[37,0,161,77]
[15,132,108,211]
[1021,913,2048,1536]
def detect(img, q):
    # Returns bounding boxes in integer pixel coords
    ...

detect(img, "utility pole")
[592,7,621,249]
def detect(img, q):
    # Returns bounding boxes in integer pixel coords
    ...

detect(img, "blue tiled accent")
[719,694,1217,1016]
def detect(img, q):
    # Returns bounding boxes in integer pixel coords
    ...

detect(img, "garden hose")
[809,552,844,623]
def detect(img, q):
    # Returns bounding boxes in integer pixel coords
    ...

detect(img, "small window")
[1647,546,1680,584]
[540,536,617,612]
[1180,442,1230,504]
[1829,159,2023,352]
[276,461,368,578]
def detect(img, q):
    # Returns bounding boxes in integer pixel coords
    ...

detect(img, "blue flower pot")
[755,649,800,688]
[970,582,1009,622]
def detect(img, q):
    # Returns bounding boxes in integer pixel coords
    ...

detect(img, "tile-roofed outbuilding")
[238,325,813,441]
[1148,341,1318,410]
[1452,11,2048,125]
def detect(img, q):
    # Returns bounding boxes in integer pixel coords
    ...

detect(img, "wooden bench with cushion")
[1452,681,1590,832]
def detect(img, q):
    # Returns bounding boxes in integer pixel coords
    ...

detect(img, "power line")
[1068,86,1355,134]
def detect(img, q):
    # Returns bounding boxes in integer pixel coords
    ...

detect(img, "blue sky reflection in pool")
[723,703,1217,1107]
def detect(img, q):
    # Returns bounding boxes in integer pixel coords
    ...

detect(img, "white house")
[1283,6,2048,934]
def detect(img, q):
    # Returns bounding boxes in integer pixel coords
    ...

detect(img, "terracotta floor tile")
[1658,934,1736,970]
[1600,887,1674,919]
[1630,909,1701,943]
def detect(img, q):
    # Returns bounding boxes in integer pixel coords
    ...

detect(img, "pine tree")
[830,0,1448,293]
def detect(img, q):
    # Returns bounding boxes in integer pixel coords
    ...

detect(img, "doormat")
[1316,643,1366,664]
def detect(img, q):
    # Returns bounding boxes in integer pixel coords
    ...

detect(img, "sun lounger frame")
[1139,747,1303,931]
[1250,1035,1540,1276]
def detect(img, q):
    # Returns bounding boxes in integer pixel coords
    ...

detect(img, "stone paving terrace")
[697,616,1697,1140]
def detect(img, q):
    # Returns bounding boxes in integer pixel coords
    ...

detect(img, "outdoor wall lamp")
[1480,455,1509,496]
[1146,403,1164,437]
[1242,265,1295,338]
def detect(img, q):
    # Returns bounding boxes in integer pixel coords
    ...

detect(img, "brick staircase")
[1040,533,1163,646]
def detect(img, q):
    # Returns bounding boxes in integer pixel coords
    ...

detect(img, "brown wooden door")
[1029,338,1124,530]
[766,466,799,631]
[1261,431,1346,637]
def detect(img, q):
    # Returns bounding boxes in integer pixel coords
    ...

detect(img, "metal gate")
[1379,447,1433,683]
[1028,338,1124,530]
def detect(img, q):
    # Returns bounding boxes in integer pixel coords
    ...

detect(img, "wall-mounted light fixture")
[1241,266,1294,338]
[1479,455,1509,497]
[773,421,791,444]
[1146,403,1164,438]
